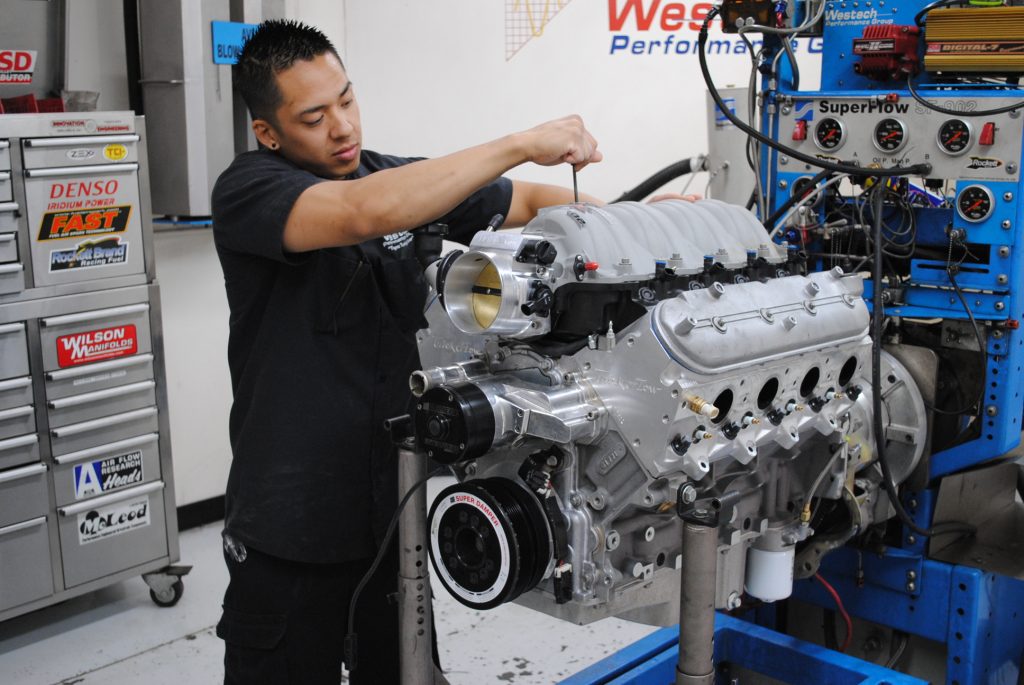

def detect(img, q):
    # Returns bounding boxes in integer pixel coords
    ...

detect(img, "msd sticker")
[38,205,132,241]
[50,237,128,271]
[73,450,144,500]
[0,49,36,84]
[57,324,138,368]
[78,495,150,545]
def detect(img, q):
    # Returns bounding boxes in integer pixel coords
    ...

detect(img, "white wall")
[343,0,821,200]
[65,0,131,110]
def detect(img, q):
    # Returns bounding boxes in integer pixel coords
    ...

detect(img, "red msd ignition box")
[853,25,921,80]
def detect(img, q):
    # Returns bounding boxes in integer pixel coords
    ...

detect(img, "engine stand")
[676,495,720,685]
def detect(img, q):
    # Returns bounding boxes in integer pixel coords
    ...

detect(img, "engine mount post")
[385,415,446,685]
[676,495,721,685]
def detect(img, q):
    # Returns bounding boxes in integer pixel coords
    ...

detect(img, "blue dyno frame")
[561,613,928,685]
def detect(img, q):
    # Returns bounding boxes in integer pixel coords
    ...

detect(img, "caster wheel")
[150,579,184,607]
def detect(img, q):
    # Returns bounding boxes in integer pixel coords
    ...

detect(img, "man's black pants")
[217,544,401,685]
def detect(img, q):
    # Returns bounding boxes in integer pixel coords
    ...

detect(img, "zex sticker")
[57,325,138,368]
[73,450,144,499]
[78,495,150,545]
[37,205,132,241]
[50,237,129,271]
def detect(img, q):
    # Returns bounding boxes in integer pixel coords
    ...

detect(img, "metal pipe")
[396,438,437,685]
[676,505,720,685]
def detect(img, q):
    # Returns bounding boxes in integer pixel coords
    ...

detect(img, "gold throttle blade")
[471,262,502,329]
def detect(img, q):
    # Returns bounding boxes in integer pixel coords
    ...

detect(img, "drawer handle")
[0,322,25,336]
[59,480,163,516]
[0,263,23,275]
[51,406,157,438]
[48,380,154,409]
[25,135,140,148]
[54,432,158,465]
[42,303,149,327]
[0,462,47,484]
[0,172,9,182]
[24,163,139,179]
[0,202,17,213]
[0,234,14,243]
[47,353,153,381]
[0,516,47,538]
[0,377,31,393]
[0,433,38,452]
[0,405,33,422]
[0,140,8,151]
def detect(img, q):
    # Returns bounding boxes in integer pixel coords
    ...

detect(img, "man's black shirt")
[212,149,512,563]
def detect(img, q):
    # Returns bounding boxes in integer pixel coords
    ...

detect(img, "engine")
[414,200,927,625]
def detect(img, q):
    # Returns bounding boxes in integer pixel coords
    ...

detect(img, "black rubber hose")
[612,158,699,203]
[763,168,832,230]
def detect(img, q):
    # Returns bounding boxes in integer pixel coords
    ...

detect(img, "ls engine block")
[414,200,927,625]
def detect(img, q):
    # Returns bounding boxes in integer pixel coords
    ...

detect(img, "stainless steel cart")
[0,111,186,621]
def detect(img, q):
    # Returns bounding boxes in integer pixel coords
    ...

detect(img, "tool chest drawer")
[45,353,154,401]
[0,232,15,263]
[57,481,168,588]
[0,323,29,380]
[0,517,53,612]
[0,434,39,471]
[0,405,34,441]
[46,380,156,429]
[50,406,158,457]
[0,463,48,529]
[0,140,9,171]
[0,377,32,411]
[21,135,140,170]
[39,303,152,372]
[52,433,160,507]
[0,202,17,231]
[0,170,10,203]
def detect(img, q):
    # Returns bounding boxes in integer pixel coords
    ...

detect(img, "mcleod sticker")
[38,205,132,241]
[78,495,150,545]
[73,450,144,500]
[57,324,138,368]
[50,237,128,271]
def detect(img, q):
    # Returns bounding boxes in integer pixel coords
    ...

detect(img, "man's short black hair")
[234,19,343,124]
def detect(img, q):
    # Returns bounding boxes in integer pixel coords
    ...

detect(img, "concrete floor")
[0,478,657,685]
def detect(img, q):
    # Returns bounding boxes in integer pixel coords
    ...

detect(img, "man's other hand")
[647,193,702,203]
[519,115,602,171]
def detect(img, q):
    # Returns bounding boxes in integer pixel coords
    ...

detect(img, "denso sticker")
[73,450,144,500]
[78,495,150,545]
[50,237,128,271]
[38,205,132,241]
[57,324,138,368]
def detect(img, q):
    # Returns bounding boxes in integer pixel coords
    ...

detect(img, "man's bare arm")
[283,116,601,252]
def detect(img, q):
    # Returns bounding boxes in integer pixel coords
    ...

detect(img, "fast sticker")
[38,205,132,241]
[57,324,138,368]
[50,237,128,271]
[78,496,150,545]
[73,450,144,500]
[103,144,128,161]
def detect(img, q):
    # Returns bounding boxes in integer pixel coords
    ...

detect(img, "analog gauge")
[956,185,995,223]
[873,118,908,153]
[814,117,847,151]
[937,119,972,155]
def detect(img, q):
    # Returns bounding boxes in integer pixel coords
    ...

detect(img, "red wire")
[815,572,853,653]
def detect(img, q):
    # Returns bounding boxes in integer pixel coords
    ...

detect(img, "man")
[212,19,602,685]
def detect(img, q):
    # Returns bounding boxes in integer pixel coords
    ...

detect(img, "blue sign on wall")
[211,21,259,65]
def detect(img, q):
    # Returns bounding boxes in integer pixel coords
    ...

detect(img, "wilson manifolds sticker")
[78,496,151,545]
[37,205,132,241]
[73,450,145,500]
[57,324,138,368]
[49,237,128,271]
